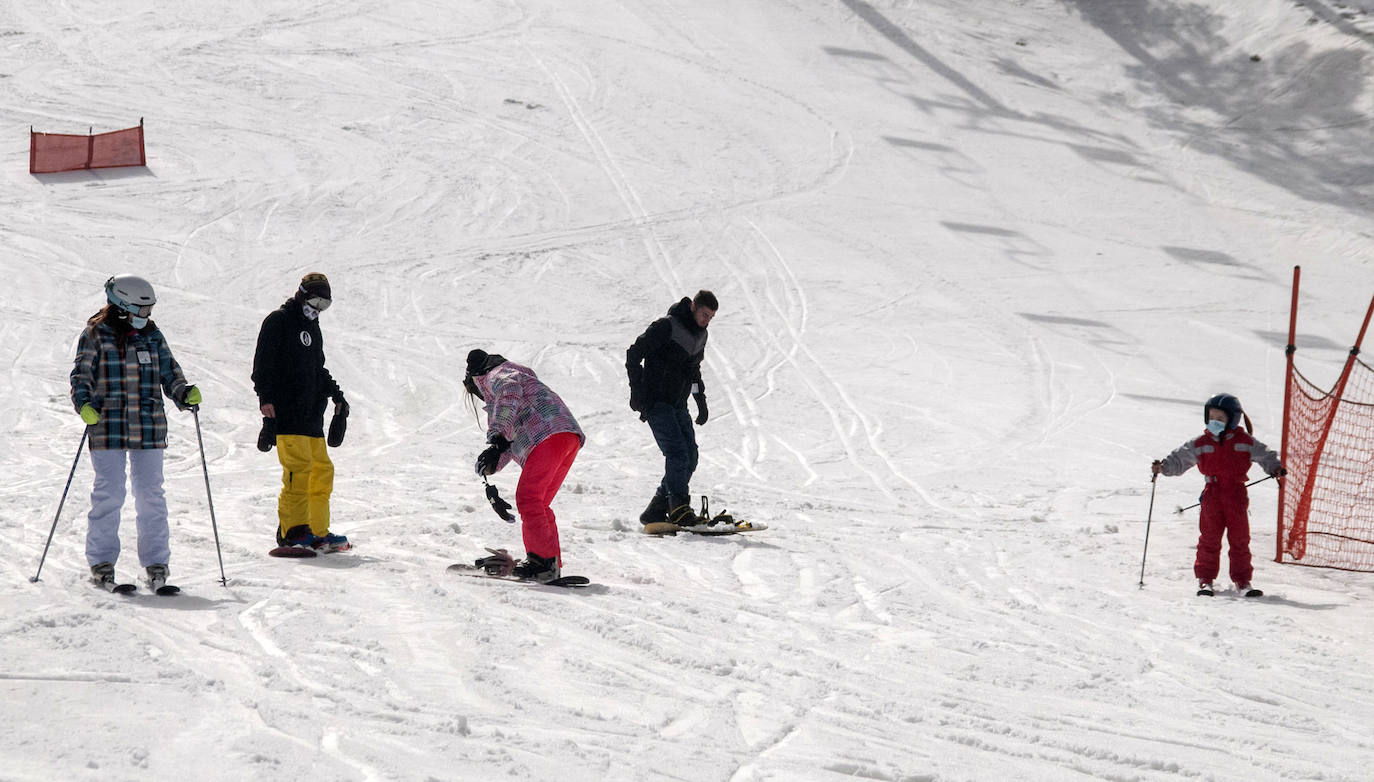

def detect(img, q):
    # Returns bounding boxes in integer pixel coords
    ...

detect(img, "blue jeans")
[646,403,698,498]
[86,448,170,568]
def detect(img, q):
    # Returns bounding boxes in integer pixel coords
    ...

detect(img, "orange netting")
[30,122,145,174]
[1280,358,1374,571]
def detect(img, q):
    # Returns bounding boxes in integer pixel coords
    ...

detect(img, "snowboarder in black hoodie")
[626,290,718,525]
[252,272,350,551]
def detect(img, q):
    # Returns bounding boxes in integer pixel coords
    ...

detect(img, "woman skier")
[69,274,201,592]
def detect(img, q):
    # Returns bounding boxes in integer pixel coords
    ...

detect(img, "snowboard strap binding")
[475,547,516,576]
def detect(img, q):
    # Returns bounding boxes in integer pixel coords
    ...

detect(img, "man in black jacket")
[252,272,350,551]
[626,290,718,525]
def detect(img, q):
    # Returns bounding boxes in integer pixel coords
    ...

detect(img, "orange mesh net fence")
[30,122,145,174]
[1280,358,1374,571]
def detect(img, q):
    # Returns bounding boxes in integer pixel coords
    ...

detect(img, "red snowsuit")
[1160,429,1282,585]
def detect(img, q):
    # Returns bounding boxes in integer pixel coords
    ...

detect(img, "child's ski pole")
[1174,474,1275,515]
[1139,473,1157,588]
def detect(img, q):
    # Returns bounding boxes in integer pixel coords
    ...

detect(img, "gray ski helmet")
[105,274,156,318]
[1204,393,1243,431]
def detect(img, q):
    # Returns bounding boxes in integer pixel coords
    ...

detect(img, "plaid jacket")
[473,361,584,471]
[69,322,191,450]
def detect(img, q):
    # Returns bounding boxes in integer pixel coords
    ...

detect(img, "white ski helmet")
[105,274,156,324]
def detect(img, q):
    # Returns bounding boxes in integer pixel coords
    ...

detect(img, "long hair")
[86,304,137,354]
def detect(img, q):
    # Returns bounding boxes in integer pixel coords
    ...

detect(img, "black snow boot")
[512,553,560,583]
[666,494,700,525]
[639,491,670,524]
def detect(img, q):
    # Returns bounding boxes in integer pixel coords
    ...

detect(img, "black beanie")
[465,349,489,377]
[299,272,331,300]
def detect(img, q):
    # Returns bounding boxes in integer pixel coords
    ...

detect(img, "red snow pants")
[515,432,580,566]
[1195,481,1252,584]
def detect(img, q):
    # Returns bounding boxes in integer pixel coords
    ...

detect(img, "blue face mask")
[1207,419,1226,436]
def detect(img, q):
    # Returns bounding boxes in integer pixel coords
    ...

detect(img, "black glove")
[1271,466,1288,478]
[333,395,350,418]
[485,480,515,521]
[475,434,511,476]
[257,417,276,452]
[693,392,709,425]
[629,384,646,413]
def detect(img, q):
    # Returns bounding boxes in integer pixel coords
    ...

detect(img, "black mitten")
[693,392,709,425]
[327,411,347,447]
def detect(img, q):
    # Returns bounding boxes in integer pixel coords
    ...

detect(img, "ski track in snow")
[5,0,1374,780]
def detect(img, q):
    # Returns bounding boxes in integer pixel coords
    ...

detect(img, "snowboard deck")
[446,563,590,588]
[268,541,352,558]
[642,520,768,537]
[268,546,318,558]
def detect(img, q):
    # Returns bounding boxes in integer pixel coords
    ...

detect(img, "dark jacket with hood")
[252,298,341,437]
[626,297,708,414]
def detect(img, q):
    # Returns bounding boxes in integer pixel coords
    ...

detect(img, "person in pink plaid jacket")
[464,349,584,582]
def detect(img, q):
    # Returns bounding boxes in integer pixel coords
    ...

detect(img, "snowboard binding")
[698,496,737,527]
[475,547,516,577]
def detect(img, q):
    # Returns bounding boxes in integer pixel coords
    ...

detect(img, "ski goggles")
[114,299,153,318]
[304,295,332,312]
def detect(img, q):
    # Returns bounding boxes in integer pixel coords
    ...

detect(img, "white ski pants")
[85,448,170,568]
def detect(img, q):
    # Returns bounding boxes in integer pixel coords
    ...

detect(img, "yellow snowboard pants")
[276,435,334,537]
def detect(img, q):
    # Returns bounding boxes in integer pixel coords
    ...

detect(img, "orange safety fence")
[30,120,146,174]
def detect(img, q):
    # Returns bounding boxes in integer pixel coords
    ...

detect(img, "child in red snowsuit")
[1153,394,1285,596]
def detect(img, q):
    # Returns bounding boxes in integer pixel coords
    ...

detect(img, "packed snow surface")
[4,0,1374,779]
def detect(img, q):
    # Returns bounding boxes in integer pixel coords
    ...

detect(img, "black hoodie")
[252,298,341,436]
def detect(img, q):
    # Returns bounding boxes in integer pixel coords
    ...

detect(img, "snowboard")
[268,540,352,558]
[446,562,590,588]
[268,546,319,558]
[642,519,768,537]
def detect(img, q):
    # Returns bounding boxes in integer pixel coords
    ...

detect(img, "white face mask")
[1207,419,1226,436]
[130,316,148,329]
[302,303,320,321]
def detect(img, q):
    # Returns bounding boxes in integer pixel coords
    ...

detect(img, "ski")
[151,582,181,596]
[97,581,137,594]
[642,520,767,536]
[446,563,590,588]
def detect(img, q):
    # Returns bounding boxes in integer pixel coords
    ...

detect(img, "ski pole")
[1174,474,1275,515]
[192,406,228,586]
[1139,473,1157,588]
[31,428,89,583]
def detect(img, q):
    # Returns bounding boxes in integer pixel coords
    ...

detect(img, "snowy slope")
[4,0,1374,779]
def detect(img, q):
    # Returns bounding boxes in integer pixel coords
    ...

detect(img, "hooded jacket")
[626,297,707,411]
[70,320,191,450]
[471,360,584,473]
[252,298,341,437]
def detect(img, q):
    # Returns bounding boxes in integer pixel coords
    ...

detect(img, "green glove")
[79,404,100,426]
[184,386,202,406]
